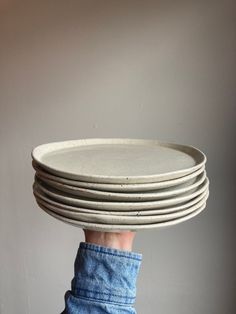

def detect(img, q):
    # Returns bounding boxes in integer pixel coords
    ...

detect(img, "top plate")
[32,138,206,184]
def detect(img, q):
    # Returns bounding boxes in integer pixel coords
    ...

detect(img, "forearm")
[62,240,142,314]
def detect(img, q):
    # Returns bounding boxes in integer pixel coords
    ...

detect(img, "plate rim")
[37,201,207,231]
[33,160,205,192]
[32,138,207,183]
[33,185,209,215]
[35,191,209,224]
[34,177,209,211]
[35,171,207,201]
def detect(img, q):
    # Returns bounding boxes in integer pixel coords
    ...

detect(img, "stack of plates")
[32,139,209,231]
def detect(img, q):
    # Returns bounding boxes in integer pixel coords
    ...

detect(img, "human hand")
[83,229,136,251]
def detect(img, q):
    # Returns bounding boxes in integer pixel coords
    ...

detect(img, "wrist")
[83,230,135,251]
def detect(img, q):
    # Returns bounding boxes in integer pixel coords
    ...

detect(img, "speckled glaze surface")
[35,191,209,225]
[35,171,206,201]
[34,177,209,211]
[37,201,207,232]
[32,139,206,183]
[33,184,208,216]
[33,161,205,192]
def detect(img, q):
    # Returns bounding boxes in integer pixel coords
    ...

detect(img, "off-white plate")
[37,202,207,231]
[34,177,209,211]
[36,171,206,201]
[33,161,205,192]
[33,184,209,215]
[32,139,206,183]
[36,192,209,225]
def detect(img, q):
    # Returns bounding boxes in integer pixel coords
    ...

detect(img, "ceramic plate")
[37,202,207,231]
[33,184,209,215]
[35,191,209,225]
[34,177,209,211]
[35,171,206,201]
[32,139,206,183]
[33,161,205,192]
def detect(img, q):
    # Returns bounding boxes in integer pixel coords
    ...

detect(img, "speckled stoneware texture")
[32,138,209,231]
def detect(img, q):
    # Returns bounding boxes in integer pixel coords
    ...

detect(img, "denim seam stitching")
[80,246,142,261]
[74,287,135,299]
[72,293,134,306]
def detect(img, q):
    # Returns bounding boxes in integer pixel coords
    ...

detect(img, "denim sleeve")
[62,242,142,314]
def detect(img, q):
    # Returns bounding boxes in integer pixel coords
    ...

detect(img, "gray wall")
[0,1,235,313]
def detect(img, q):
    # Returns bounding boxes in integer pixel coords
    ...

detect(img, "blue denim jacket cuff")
[71,242,142,305]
